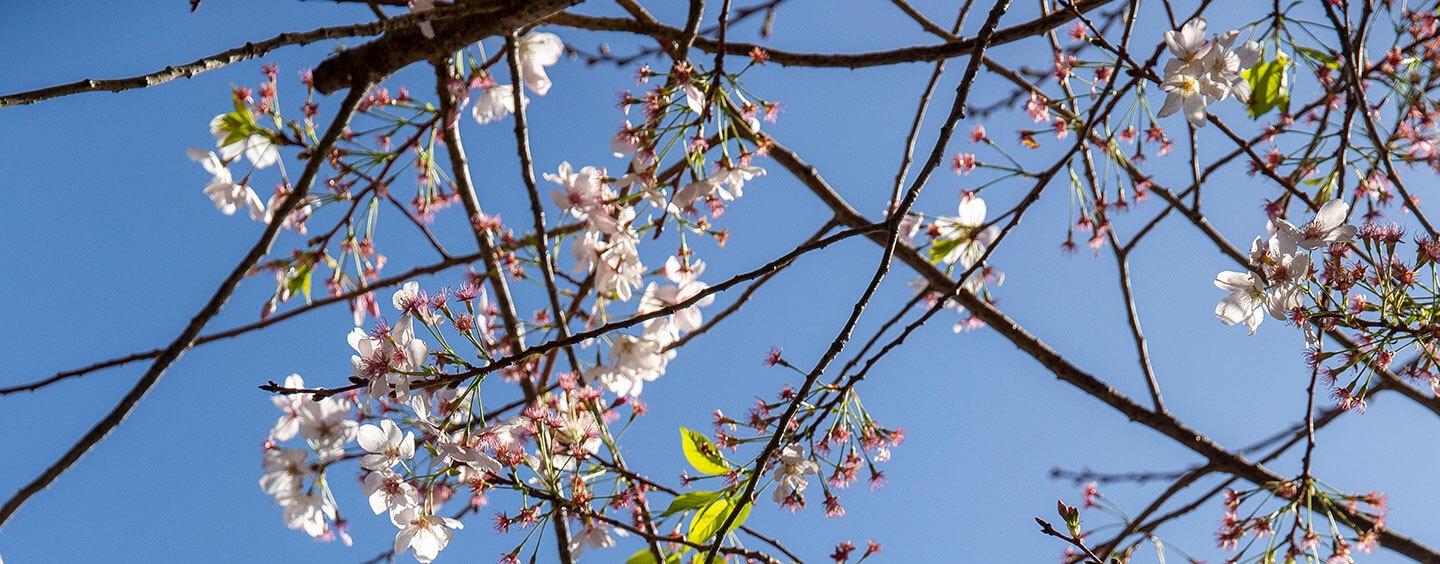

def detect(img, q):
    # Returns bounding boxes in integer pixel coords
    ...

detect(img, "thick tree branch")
[549,0,1112,68]
[312,0,582,94]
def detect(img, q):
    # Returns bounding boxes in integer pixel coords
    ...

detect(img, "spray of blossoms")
[1157,17,1261,126]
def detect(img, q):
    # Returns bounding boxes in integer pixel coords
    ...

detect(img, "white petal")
[358,424,388,453]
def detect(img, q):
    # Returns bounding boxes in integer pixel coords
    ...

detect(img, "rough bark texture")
[312,0,583,94]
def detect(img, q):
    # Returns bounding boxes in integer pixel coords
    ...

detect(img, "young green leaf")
[687,496,752,545]
[928,237,963,265]
[680,427,730,475]
[1295,46,1338,69]
[659,490,723,519]
[625,549,683,564]
[1242,52,1290,119]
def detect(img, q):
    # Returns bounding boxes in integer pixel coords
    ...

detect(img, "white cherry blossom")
[260,448,308,496]
[673,177,724,209]
[349,315,430,401]
[472,84,526,124]
[1163,18,1209,66]
[587,326,676,397]
[610,120,640,157]
[771,444,820,502]
[517,32,564,95]
[269,373,306,441]
[683,83,705,114]
[1158,70,1227,127]
[362,469,419,516]
[278,491,336,538]
[357,419,416,471]
[1214,271,1267,335]
[297,396,357,461]
[546,162,612,220]
[570,523,627,558]
[1202,31,1262,102]
[1276,199,1356,250]
[639,258,714,334]
[716,162,765,199]
[934,196,1000,270]
[188,148,266,220]
[1157,17,1261,127]
[392,508,463,564]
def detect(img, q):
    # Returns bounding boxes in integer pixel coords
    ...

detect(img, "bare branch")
[0,79,373,531]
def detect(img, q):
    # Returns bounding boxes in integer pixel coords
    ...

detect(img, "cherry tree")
[5,1,1440,563]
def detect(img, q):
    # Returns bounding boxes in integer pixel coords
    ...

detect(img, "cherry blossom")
[391,507,462,563]
[1201,31,1262,102]
[569,522,626,558]
[268,373,306,441]
[517,32,564,96]
[586,325,676,397]
[297,396,357,461]
[362,469,419,516]
[188,148,266,220]
[278,491,337,538]
[934,195,1000,272]
[716,161,766,199]
[472,84,526,124]
[1157,17,1260,127]
[545,162,612,220]
[1214,271,1268,335]
[392,281,444,326]
[589,231,645,302]
[772,444,821,502]
[639,258,714,334]
[348,315,429,400]
[1277,199,1357,250]
[673,177,724,209]
[209,115,278,169]
[357,419,416,471]
[1162,18,1210,67]
[609,120,641,157]
[259,448,308,497]
[1158,68,1227,127]
[682,83,705,114]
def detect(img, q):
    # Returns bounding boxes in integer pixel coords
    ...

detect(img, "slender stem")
[0,79,372,531]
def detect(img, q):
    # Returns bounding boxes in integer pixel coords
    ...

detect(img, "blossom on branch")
[188,148,266,221]
[517,32,564,96]
[1157,17,1261,127]
[391,508,462,563]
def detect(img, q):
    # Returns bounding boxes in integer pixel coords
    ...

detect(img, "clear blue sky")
[2,1,1437,563]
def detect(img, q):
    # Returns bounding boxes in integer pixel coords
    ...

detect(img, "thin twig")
[0,80,372,531]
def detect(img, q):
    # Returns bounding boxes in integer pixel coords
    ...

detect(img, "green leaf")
[685,494,731,543]
[687,496,751,544]
[1242,52,1290,119]
[928,237,963,265]
[299,265,313,303]
[283,263,314,305]
[660,490,723,518]
[626,549,682,564]
[212,98,263,147]
[1295,46,1338,69]
[680,427,730,475]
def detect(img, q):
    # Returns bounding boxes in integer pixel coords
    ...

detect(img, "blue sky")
[3,1,1438,563]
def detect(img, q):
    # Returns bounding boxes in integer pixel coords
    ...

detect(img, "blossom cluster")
[188,105,281,222]
[1214,199,1356,336]
[1158,17,1261,126]
[470,32,562,125]
[227,22,927,564]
